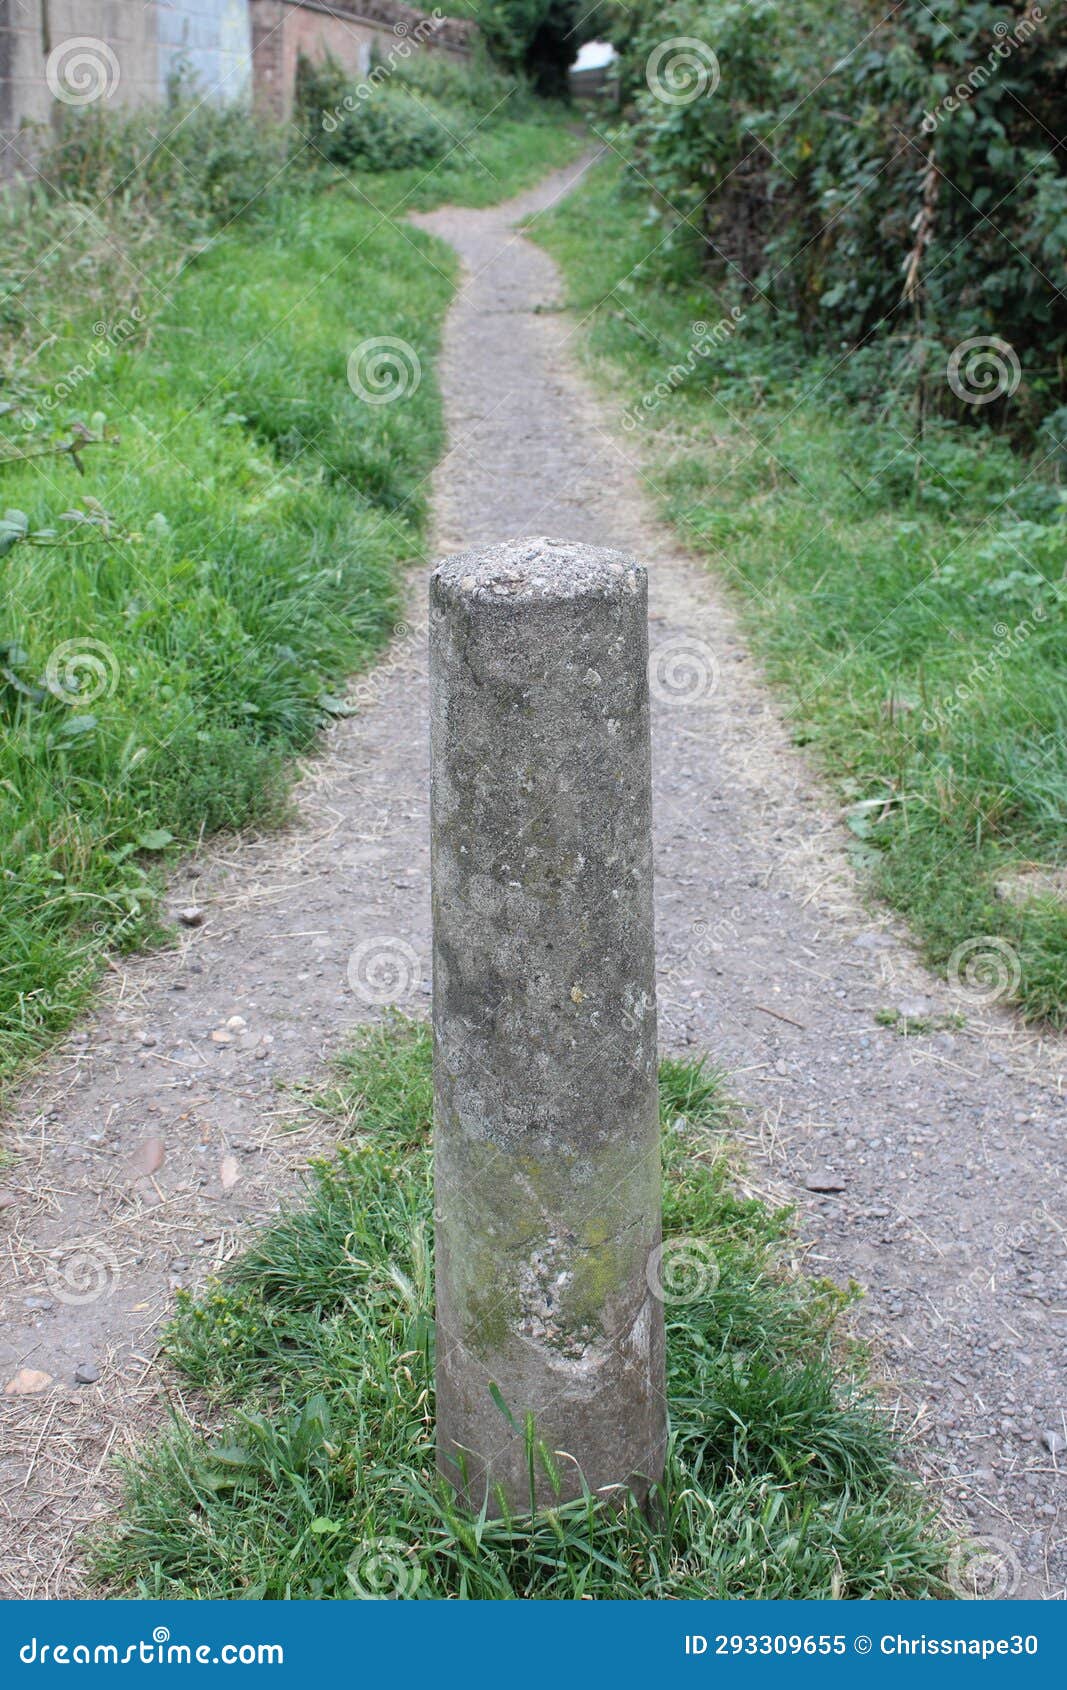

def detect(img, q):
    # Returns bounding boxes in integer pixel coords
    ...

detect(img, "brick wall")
[251,1,475,121]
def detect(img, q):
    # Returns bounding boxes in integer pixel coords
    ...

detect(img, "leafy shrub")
[295,55,449,172]
[609,0,1067,432]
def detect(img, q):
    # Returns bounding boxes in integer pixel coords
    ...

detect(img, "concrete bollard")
[429,536,664,1514]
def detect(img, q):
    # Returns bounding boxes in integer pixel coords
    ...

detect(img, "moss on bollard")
[429,536,664,1513]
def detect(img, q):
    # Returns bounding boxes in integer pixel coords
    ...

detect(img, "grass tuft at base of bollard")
[95,1017,951,1601]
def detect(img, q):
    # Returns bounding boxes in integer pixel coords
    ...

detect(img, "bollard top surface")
[432,536,644,604]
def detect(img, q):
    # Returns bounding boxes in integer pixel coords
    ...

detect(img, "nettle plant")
[613,0,1067,433]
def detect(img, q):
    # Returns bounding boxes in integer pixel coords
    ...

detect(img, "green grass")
[0,108,582,1086]
[95,1018,949,1600]
[534,155,1067,1026]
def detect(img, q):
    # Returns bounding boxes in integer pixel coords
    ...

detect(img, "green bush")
[295,55,450,172]
[608,0,1067,432]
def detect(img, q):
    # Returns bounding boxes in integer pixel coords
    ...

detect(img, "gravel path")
[1,156,1063,1600]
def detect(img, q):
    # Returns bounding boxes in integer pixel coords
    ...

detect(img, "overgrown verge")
[605,0,1067,437]
[0,76,580,1085]
[95,1019,948,1600]
[535,154,1067,1026]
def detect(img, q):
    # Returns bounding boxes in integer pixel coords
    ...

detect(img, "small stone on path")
[805,1170,847,1193]
[131,1136,165,1176]
[5,1369,53,1395]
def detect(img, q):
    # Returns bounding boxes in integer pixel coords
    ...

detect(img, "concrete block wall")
[157,0,253,101]
[1,1,162,170]
[0,0,474,172]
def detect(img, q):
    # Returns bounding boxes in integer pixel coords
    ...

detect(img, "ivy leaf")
[207,1443,256,1468]
[136,828,175,851]
[56,714,97,739]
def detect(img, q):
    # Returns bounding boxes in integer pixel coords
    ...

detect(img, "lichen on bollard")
[429,535,664,1513]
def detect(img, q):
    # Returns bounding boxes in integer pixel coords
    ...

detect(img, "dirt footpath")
[1,155,1063,1599]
